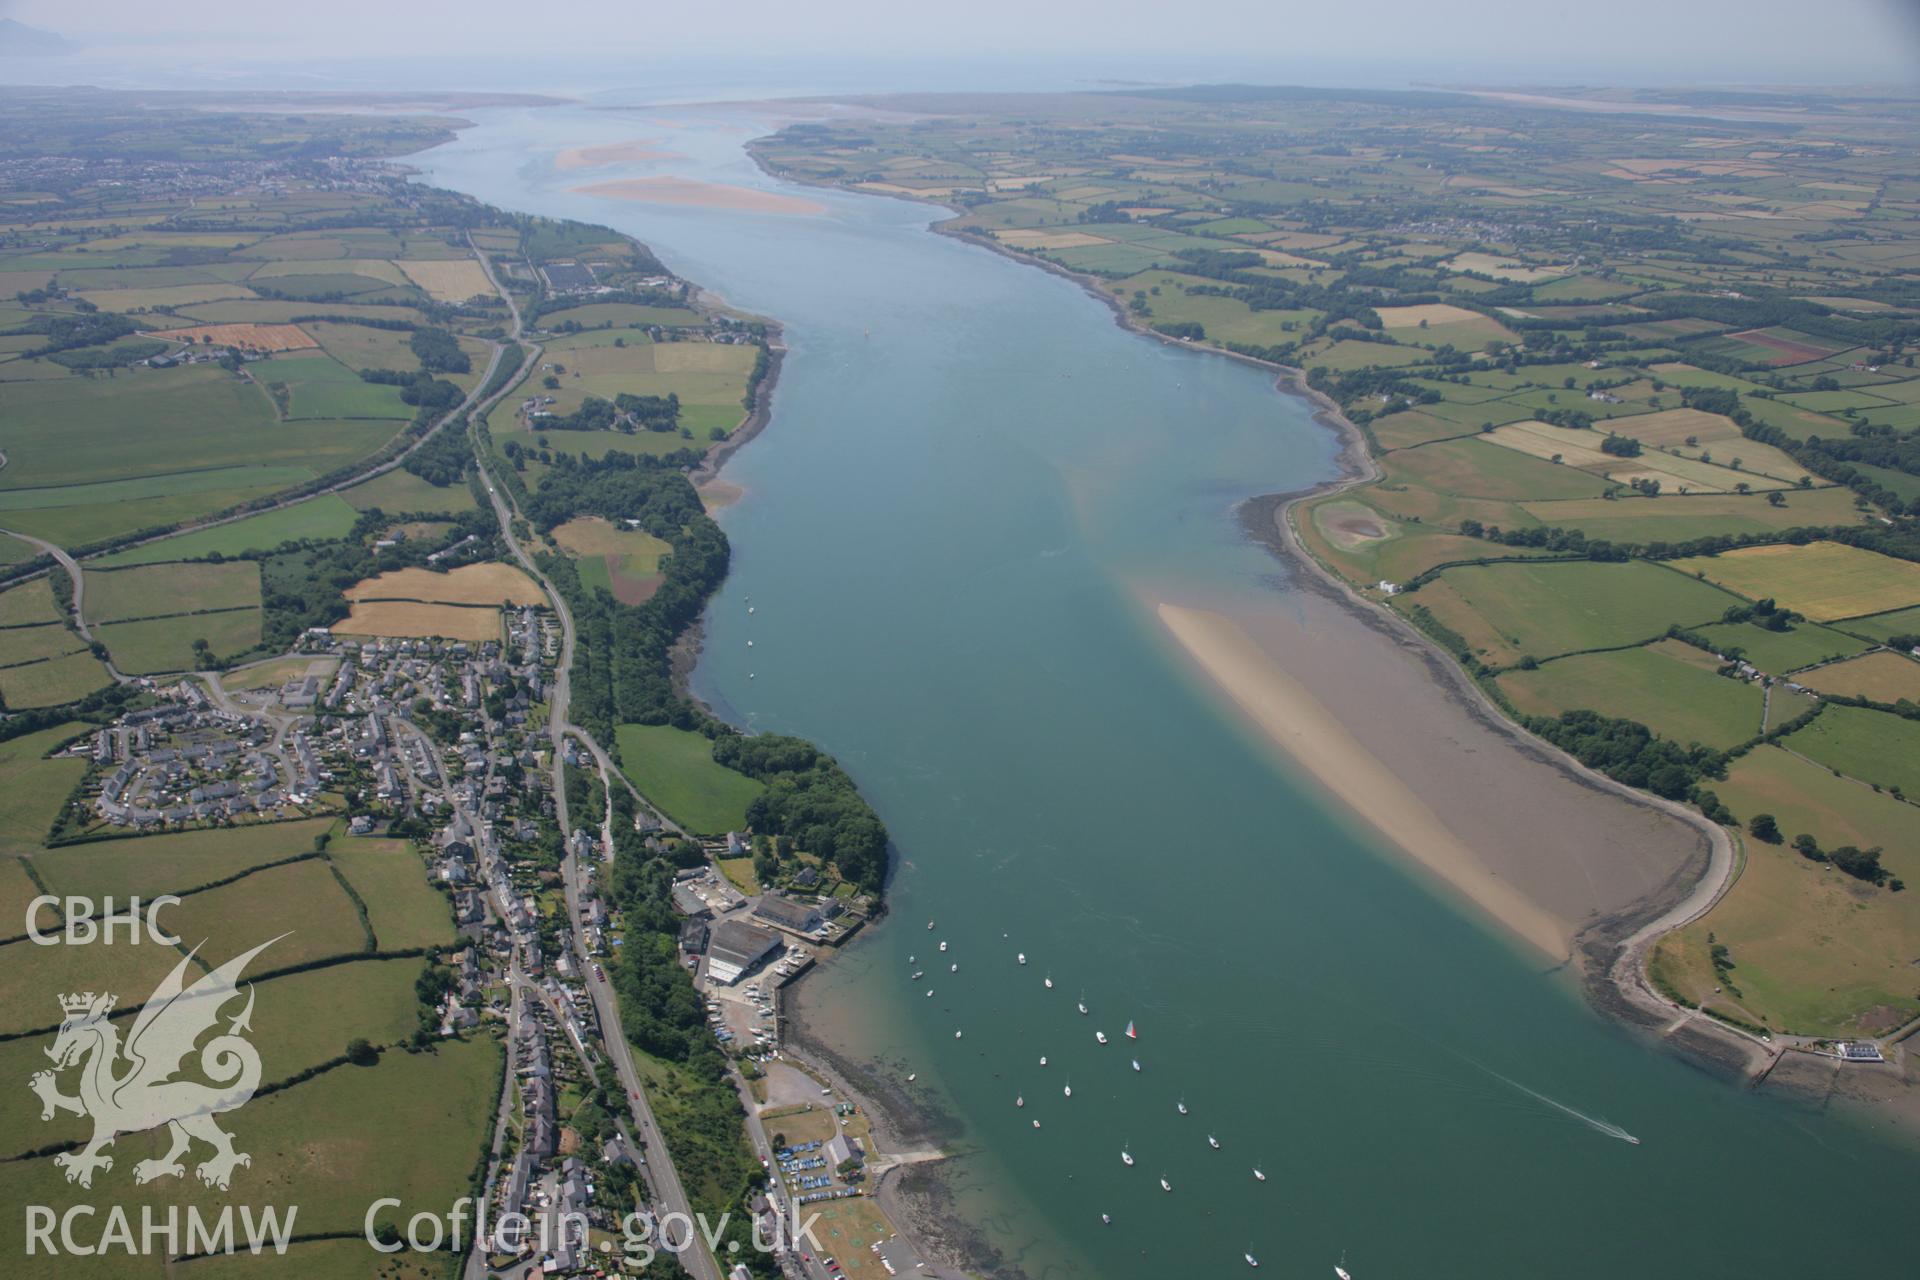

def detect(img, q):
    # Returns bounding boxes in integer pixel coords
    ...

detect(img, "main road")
[463,246,724,1280]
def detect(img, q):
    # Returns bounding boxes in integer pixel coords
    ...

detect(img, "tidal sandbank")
[571,175,826,215]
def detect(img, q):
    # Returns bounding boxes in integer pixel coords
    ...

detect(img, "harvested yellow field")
[1672,541,1920,622]
[1375,303,1488,329]
[1482,421,1788,494]
[651,343,756,374]
[1608,407,1741,447]
[334,602,502,643]
[1443,251,1569,282]
[395,258,496,303]
[997,229,1111,250]
[345,562,546,607]
[1797,651,1920,703]
[143,322,317,353]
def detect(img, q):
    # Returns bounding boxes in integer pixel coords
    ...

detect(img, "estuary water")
[418,101,1916,1279]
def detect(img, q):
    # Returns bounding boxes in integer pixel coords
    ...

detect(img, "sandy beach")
[553,138,684,169]
[571,175,826,215]
[1149,587,1711,965]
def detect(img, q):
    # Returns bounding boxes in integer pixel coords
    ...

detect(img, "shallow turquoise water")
[419,102,1917,1279]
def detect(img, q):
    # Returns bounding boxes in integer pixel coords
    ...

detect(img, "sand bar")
[571,176,825,216]
[1153,591,1708,964]
[554,138,683,170]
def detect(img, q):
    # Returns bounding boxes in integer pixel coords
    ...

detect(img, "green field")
[1781,704,1920,797]
[1844,605,1920,644]
[541,301,702,328]
[328,836,456,950]
[0,650,113,709]
[1655,745,1920,1036]
[0,621,83,667]
[1692,618,1870,674]
[94,495,361,566]
[1497,640,1763,748]
[614,723,763,834]
[95,607,262,673]
[165,856,372,969]
[0,1034,501,1256]
[1517,487,1872,545]
[262,353,412,420]
[1383,436,1616,501]
[32,818,336,899]
[0,577,60,627]
[341,465,477,515]
[0,722,86,856]
[87,560,261,622]
[1410,560,1737,666]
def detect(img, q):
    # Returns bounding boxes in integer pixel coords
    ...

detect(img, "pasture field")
[165,856,372,969]
[1844,605,1920,644]
[0,858,47,942]
[334,600,502,642]
[1796,650,1920,702]
[0,577,60,626]
[1383,436,1615,501]
[73,281,257,310]
[614,722,764,835]
[1410,560,1736,666]
[341,465,477,514]
[0,533,34,565]
[1670,541,1920,622]
[1496,640,1764,749]
[344,562,544,607]
[1301,496,1559,587]
[1519,487,1872,545]
[0,621,84,666]
[0,932,184,1038]
[181,1238,450,1280]
[95,607,263,673]
[1693,618,1870,674]
[0,722,87,855]
[0,1034,501,1256]
[94,495,361,566]
[1368,409,1475,451]
[87,560,261,622]
[262,353,411,420]
[31,819,336,900]
[328,836,457,950]
[0,650,112,708]
[180,299,427,326]
[223,655,337,691]
[503,332,757,453]
[1781,705,1920,797]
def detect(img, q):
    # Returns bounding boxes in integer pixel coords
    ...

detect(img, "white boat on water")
[1125,1020,1137,1040]
[1208,1135,1221,1150]
[1016,1096,1024,1108]
[912,971,923,980]
[1177,1098,1189,1115]
[954,1030,963,1039]
[1120,1149,1134,1167]
[1159,1177,1172,1193]
[1131,1059,1142,1072]
[1101,1214,1111,1226]
[1032,1119,1041,1129]
[1044,975,1054,989]
[906,1073,916,1082]
[1064,1081,1072,1098]
[1253,1167,1266,1182]
[1039,1055,1048,1066]
[1077,995,1088,1015]
[927,921,936,930]
[1018,953,1027,965]
[1095,1031,1109,1045]
[1246,1253,1259,1269]
[925,989,933,997]
[939,940,948,952]
[950,963,958,973]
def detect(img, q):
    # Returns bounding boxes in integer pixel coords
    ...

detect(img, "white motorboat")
[1032,1119,1041,1129]
[1120,1149,1134,1167]
[927,921,935,930]
[1159,1177,1172,1193]
[950,963,958,973]
[1246,1253,1259,1269]
[1101,1214,1111,1226]
[1177,1099,1188,1115]
[1018,952,1027,965]
[939,940,948,952]
[1064,1081,1072,1098]
[954,1030,962,1039]
[1095,1031,1108,1045]
[906,1074,916,1082]
[1044,975,1054,989]
[911,971,923,980]
[1208,1135,1221,1150]
[1016,1096,1024,1108]
[1131,1059,1142,1072]
[1039,1056,1048,1066]
[1253,1167,1266,1182]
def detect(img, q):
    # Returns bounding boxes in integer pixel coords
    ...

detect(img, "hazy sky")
[5,0,1919,87]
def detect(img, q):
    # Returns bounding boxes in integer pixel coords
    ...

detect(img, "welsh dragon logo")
[29,937,280,1190]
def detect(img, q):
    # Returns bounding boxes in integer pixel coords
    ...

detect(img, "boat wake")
[1482,1067,1641,1146]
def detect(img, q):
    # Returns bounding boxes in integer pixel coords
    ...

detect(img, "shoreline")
[741,136,1788,1089]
